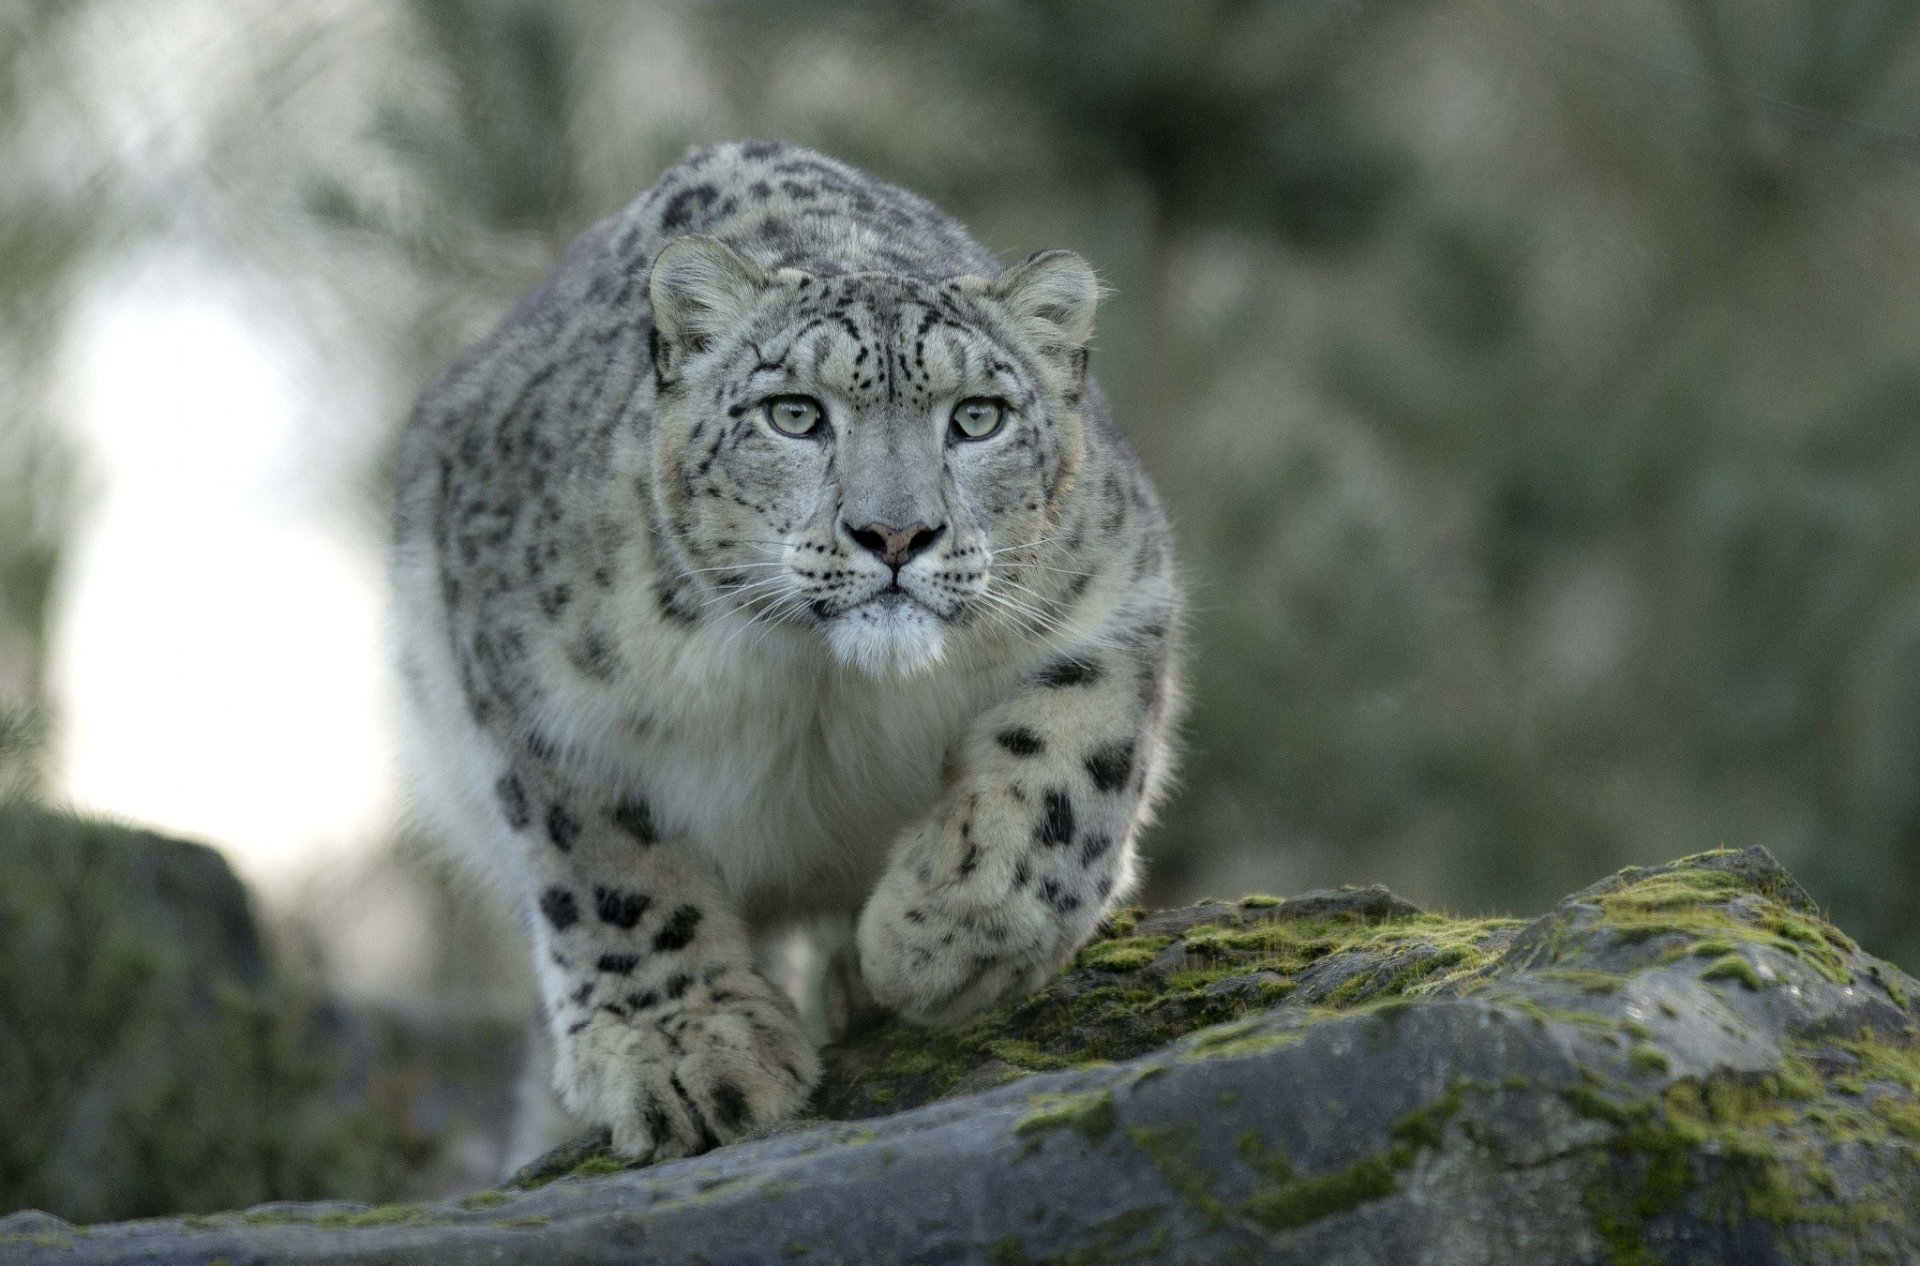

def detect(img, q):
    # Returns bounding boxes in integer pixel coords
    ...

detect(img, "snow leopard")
[391,139,1185,1164]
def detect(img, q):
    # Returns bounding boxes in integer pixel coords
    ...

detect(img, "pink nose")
[847,520,945,569]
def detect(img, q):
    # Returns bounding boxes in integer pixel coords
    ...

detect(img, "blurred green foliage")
[0,2,106,718]
[2,0,1917,972]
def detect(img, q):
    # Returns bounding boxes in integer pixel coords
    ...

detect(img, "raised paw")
[551,971,820,1161]
[855,859,1073,1027]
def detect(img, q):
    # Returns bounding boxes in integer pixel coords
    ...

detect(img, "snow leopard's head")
[646,235,1100,676]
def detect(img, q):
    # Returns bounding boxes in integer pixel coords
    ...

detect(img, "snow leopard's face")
[647,237,1099,676]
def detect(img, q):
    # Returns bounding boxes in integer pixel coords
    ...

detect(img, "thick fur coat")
[392,140,1185,1162]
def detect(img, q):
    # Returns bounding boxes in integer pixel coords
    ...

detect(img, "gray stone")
[6,846,1917,1264]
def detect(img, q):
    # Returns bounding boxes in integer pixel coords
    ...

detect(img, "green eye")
[950,397,1006,441]
[765,395,824,437]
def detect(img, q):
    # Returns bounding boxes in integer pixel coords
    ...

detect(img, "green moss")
[1182,1017,1293,1059]
[1127,1126,1224,1227]
[986,1206,1169,1265]
[1239,1083,1468,1232]
[1244,1152,1397,1231]
[1629,1044,1671,1076]
[826,976,1241,1111]
[1077,937,1174,972]
[1574,1031,1920,1263]
[1534,970,1625,995]
[495,1216,550,1229]
[1239,894,1283,908]
[822,890,1530,1120]
[1867,965,1909,1011]
[1388,1082,1468,1151]
[1321,944,1477,1005]
[1701,955,1765,991]
[457,1189,511,1210]
[1582,1143,1692,1265]
[1014,1089,1118,1151]
[1498,997,1635,1040]
[1162,966,1240,994]
[1603,864,1743,910]
[853,986,1154,1094]
[572,1154,636,1179]
[873,1034,967,1081]
[1177,913,1520,996]
[1565,1081,1644,1128]
[0,1232,76,1249]
[1834,1032,1920,1094]
[985,1040,1078,1071]
[1829,1032,1920,1141]
[1583,862,1854,987]
[239,1202,433,1229]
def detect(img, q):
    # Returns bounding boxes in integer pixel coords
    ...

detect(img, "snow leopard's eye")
[949,397,1006,442]
[764,395,825,437]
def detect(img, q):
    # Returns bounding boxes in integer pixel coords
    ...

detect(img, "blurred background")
[3,0,1919,1152]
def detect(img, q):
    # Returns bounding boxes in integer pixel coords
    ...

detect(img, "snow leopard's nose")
[846,520,946,570]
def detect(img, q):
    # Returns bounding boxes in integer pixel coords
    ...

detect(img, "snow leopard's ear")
[649,235,771,379]
[988,249,1101,369]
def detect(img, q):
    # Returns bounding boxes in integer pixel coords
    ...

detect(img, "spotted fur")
[392,140,1185,1166]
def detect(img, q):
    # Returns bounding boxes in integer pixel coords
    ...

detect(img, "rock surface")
[6,846,1919,1264]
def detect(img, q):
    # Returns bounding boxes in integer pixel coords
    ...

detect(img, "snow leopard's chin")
[824,595,949,678]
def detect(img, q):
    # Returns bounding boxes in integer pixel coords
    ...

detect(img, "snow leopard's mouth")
[851,589,939,623]
[838,580,943,619]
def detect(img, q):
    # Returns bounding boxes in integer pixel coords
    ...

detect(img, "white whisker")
[985,534,1075,559]
[677,560,787,577]
[696,575,792,612]
[1006,562,1096,579]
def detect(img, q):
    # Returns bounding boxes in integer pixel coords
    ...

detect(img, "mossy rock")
[814,881,1486,1120]
[0,803,443,1223]
[508,881,1485,1185]
[12,846,1920,1265]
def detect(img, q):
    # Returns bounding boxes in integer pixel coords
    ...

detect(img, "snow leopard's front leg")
[500,761,819,1159]
[857,627,1178,1025]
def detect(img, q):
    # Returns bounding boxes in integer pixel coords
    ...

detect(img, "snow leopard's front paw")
[551,972,819,1161]
[856,860,1072,1027]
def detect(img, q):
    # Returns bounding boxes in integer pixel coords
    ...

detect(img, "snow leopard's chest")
[542,626,1008,917]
